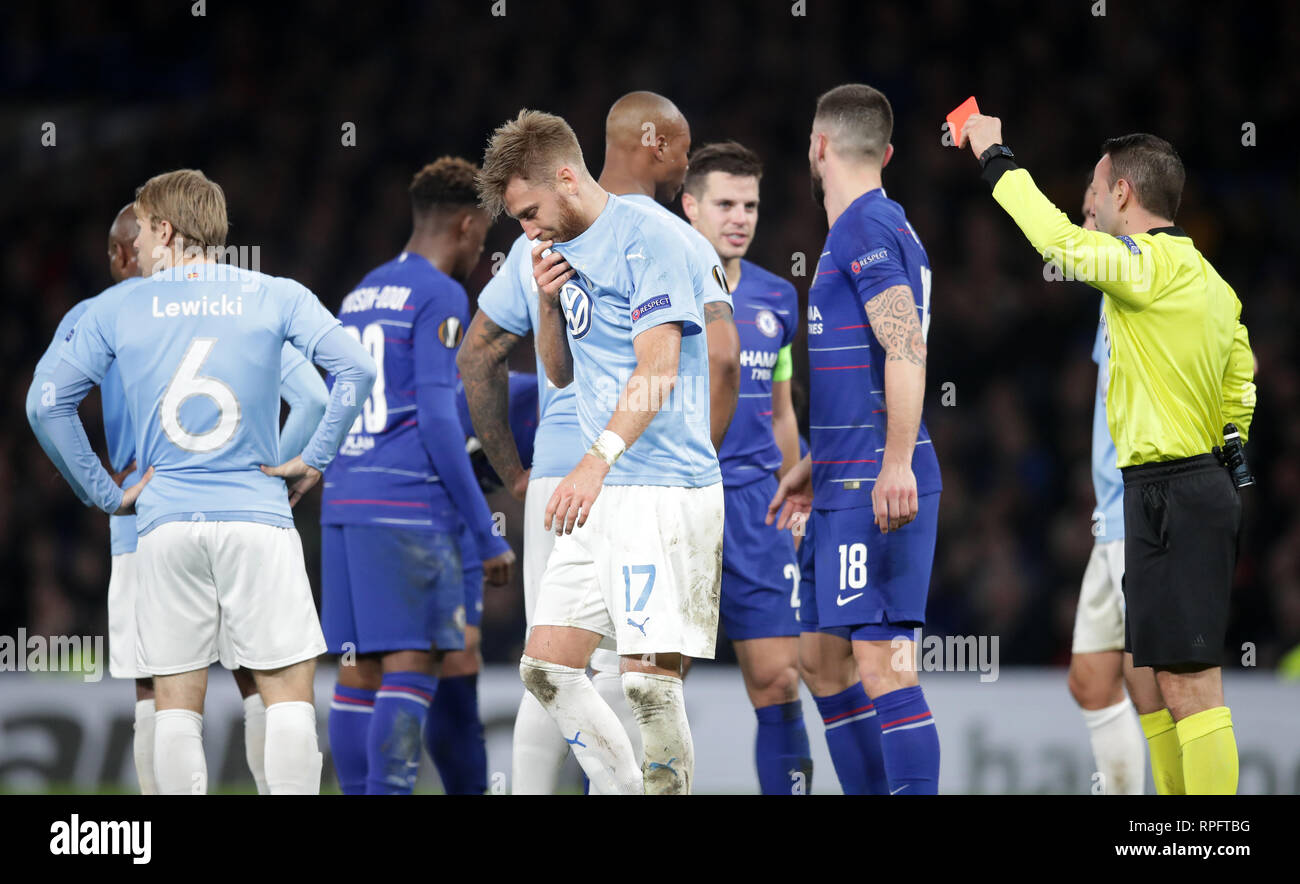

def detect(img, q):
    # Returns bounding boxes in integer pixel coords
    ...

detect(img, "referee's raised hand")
[959,113,1004,158]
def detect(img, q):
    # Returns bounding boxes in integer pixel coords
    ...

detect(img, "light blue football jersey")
[59,264,341,535]
[32,281,322,554]
[32,285,142,554]
[476,234,585,480]
[1091,302,1125,541]
[478,200,732,481]
[620,193,734,316]
[551,194,720,487]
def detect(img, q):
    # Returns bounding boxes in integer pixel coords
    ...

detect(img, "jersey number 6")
[161,338,240,453]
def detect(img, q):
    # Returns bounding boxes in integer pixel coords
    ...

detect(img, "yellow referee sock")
[1139,708,1184,795]
[1176,706,1238,795]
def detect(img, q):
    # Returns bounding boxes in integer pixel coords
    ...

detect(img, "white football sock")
[519,655,641,795]
[153,708,206,795]
[264,701,322,794]
[133,699,158,795]
[1082,698,1147,795]
[511,689,569,794]
[242,693,269,795]
[622,671,693,795]
[590,664,643,776]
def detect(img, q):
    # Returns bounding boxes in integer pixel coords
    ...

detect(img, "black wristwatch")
[978,144,1015,169]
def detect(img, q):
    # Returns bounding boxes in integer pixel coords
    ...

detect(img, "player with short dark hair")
[771,84,943,795]
[320,155,514,795]
[681,140,813,794]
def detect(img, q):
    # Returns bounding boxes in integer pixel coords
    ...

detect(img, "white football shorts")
[1072,538,1127,654]
[531,482,723,659]
[134,520,326,675]
[107,552,148,680]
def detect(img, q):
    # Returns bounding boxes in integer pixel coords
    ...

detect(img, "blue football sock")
[814,684,888,795]
[366,671,437,795]
[874,685,940,795]
[328,684,375,795]
[425,674,487,795]
[755,700,814,795]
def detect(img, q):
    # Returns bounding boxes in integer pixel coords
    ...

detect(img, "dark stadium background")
[2,0,1297,672]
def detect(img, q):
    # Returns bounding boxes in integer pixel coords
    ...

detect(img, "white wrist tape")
[589,429,627,466]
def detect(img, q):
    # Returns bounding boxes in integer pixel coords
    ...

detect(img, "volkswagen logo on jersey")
[438,316,464,348]
[755,308,780,338]
[560,278,593,339]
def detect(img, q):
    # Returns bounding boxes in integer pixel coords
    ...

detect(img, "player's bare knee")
[154,669,208,712]
[252,659,315,705]
[1124,662,1164,714]
[382,648,435,675]
[1067,662,1123,710]
[746,661,800,707]
[860,657,916,697]
[336,653,382,691]
[798,645,852,697]
[440,648,480,678]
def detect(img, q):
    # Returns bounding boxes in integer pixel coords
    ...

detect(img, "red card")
[946,96,980,148]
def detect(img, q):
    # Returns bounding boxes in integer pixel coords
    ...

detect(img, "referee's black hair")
[410,156,481,219]
[1100,134,1185,221]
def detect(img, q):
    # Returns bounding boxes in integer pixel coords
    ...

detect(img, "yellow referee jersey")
[990,168,1255,467]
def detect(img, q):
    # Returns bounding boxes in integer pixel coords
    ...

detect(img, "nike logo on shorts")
[836,592,864,606]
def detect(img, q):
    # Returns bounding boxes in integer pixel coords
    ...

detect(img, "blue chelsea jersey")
[807,189,941,509]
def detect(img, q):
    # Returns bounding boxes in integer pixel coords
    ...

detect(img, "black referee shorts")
[1121,453,1241,668]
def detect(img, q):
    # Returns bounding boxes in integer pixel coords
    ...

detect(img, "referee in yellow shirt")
[958,115,1256,795]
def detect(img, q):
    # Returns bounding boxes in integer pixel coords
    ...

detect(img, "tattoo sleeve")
[863,284,926,366]
[863,283,925,467]
[457,311,526,484]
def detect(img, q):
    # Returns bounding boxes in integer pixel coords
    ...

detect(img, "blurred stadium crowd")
[2,0,1296,670]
